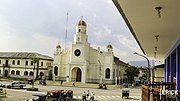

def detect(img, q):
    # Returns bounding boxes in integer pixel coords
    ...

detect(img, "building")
[113,0,180,100]
[153,64,164,82]
[0,52,53,80]
[53,19,129,84]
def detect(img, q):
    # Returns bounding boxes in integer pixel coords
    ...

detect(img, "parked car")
[47,90,73,101]
[6,81,26,89]
[0,83,5,88]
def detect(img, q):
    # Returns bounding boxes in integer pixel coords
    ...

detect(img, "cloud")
[0,0,144,63]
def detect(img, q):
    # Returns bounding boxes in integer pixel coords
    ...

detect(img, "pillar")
[164,59,167,82]
[176,46,180,90]
[170,53,174,90]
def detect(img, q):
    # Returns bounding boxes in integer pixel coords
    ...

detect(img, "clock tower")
[71,18,90,63]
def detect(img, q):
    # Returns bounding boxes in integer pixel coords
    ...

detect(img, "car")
[0,83,5,88]
[47,90,73,101]
[6,81,26,89]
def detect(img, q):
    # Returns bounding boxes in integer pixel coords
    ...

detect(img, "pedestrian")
[90,92,95,101]
[61,80,63,85]
[87,90,90,98]
[82,91,86,101]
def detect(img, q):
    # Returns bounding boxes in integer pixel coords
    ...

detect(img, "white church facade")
[53,19,129,84]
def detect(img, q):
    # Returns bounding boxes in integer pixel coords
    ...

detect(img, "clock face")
[74,49,81,56]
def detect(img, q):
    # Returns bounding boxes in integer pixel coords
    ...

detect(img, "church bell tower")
[74,17,88,44]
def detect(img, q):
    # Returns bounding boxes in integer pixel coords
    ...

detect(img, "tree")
[125,66,140,83]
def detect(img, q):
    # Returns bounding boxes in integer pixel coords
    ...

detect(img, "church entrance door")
[76,68,81,82]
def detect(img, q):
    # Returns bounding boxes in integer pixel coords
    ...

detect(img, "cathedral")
[53,19,128,84]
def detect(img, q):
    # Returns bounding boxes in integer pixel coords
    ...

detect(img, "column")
[164,59,167,82]
[170,53,174,90]
[176,46,180,91]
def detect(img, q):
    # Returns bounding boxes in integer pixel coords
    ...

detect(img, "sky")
[0,0,145,63]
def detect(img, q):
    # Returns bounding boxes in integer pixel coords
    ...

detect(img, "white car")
[6,81,26,89]
[0,83,5,88]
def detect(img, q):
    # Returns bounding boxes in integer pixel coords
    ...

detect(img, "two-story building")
[0,52,53,80]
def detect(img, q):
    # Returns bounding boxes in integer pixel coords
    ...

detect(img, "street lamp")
[98,60,102,84]
[134,52,151,83]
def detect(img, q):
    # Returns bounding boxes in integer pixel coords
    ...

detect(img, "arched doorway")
[48,70,53,80]
[54,66,58,76]
[72,67,82,82]
[4,70,8,77]
[76,68,81,82]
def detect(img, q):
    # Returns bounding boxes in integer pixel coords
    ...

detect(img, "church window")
[54,66,58,76]
[79,29,81,32]
[12,60,15,65]
[0,70,1,74]
[24,71,28,76]
[11,70,15,75]
[105,68,110,79]
[16,70,20,75]
[25,61,28,65]
[17,60,20,65]
[29,71,34,76]
[0,60,1,64]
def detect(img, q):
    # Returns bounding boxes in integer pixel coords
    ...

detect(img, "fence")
[141,82,177,101]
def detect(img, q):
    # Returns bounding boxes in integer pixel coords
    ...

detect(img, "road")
[0,81,141,101]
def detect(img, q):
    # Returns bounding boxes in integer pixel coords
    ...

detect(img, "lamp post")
[98,60,102,84]
[134,52,151,83]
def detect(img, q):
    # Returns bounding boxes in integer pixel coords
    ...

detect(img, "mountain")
[128,60,155,67]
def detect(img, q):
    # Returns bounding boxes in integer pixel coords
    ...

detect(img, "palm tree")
[32,57,39,88]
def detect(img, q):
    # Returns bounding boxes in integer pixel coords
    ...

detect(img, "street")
[0,81,141,101]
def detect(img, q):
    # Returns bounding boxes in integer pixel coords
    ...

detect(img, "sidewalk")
[43,80,122,90]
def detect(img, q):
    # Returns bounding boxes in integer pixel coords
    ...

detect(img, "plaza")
[0,80,141,101]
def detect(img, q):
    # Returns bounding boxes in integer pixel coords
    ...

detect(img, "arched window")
[11,70,15,75]
[16,70,20,75]
[105,68,110,79]
[29,71,34,76]
[17,60,20,65]
[25,61,28,65]
[40,72,44,77]
[31,61,33,66]
[12,60,15,65]
[0,70,1,74]
[24,71,28,76]
[54,66,58,76]
[41,62,43,66]
[40,72,44,79]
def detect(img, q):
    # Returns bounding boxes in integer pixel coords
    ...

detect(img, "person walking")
[90,92,95,101]
[82,91,86,101]
[86,90,90,99]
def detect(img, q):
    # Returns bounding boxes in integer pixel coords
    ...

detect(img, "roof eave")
[112,0,146,55]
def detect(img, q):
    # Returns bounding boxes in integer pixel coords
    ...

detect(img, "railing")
[141,82,177,101]
[142,85,150,101]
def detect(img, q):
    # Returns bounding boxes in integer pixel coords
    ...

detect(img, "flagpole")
[65,12,68,52]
